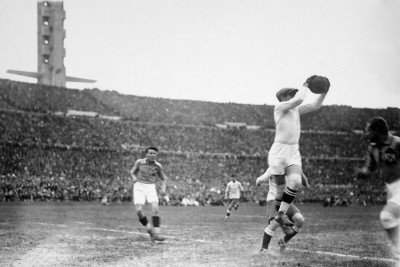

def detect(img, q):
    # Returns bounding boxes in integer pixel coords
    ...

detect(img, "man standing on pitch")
[260,76,328,252]
[224,174,244,221]
[130,146,167,242]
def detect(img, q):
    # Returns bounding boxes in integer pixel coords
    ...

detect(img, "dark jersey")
[365,134,400,183]
[131,158,166,184]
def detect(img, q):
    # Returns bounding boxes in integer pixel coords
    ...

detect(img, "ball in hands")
[305,75,330,94]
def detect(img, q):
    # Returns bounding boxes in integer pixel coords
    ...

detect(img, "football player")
[130,146,168,242]
[224,174,244,221]
[269,76,328,228]
[356,117,400,264]
[256,168,307,253]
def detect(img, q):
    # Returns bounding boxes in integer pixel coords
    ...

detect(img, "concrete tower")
[7,1,96,87]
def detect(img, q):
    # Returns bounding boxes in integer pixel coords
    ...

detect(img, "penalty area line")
[28,222,212,243]
[289,248,399,264]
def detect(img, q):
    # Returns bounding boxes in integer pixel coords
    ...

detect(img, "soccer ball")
[306,75,330,94]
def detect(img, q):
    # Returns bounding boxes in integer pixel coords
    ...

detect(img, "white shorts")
[268,142,301,175]
[133,182,159,205]
[386,179,400,206]
[228,193,241,199]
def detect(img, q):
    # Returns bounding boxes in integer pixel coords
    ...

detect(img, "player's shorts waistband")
[134,182,156,188]
[272,141,299,147]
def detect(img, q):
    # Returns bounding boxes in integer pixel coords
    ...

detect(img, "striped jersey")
[130,158,167,184]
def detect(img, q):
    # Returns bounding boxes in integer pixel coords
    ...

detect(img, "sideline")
[288,248,399,264]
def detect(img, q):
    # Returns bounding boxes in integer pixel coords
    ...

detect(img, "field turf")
[0,202,396,267]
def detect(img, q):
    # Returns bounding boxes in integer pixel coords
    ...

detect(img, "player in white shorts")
[224,175,244,221]
[260,76,328,253]
[130,146,168,242]
[257,168,307,252]
[356,117,400,265]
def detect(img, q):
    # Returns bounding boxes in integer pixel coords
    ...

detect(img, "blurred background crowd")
[0,79,398,207]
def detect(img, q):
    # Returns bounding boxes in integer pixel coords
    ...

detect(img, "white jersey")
[274,87,326,145]
[226,181,244,199]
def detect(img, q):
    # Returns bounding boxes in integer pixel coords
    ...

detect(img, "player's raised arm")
[275,87,308,112]
[298,93,327,114]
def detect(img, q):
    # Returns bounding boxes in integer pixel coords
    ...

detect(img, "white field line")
[207,213,266,218]
[289,248,399,264]
[69,221,93,225]
[28,222,212,243]
[28,222,397,262]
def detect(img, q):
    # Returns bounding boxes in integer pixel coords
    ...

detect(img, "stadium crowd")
[0,79,398,132]
[0,79,398,206]
[0,110,368,158]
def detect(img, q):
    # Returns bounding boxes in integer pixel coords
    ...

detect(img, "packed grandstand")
[0,79,399,206]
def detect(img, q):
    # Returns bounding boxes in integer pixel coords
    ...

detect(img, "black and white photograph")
[0,0,399,266]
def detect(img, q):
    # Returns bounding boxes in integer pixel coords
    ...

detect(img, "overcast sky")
[1,0,399,108]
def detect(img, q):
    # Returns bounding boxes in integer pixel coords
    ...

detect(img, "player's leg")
[260,191,287,252]
[149,201,165,241]
[380,201,400,259]
[226,199,238,220]
[135,203,152,229]
[259,198,281,253]
[276,164,301,224]
[133,183,153,235]
[148,186,165,241]
[266,200,276,223]
[273,175,294,226]
[260,217,282,252]
[278,205,304,252]
[268,145,294,226]
[277,145,303,216]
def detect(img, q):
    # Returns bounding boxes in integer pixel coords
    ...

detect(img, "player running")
[356,117,400,265]
[224,174,244,221]
[256,168,307,253]
[130,146,168,242]
[268,76,328,227]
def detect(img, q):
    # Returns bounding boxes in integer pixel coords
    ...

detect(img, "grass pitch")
[0,202,396,267]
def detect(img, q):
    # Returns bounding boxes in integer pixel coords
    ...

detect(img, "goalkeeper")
[268,75,328,229]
